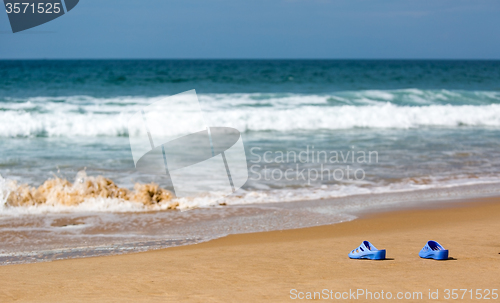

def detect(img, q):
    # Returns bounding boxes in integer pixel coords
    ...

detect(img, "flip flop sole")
[349,249,386,260]
[419,250,449,260]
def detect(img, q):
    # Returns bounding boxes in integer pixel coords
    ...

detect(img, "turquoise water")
[2,60,500,98]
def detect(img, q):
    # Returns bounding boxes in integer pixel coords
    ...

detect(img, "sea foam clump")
[1,171,177,210]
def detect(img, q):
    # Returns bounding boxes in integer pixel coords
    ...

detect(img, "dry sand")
[1,196,499,302]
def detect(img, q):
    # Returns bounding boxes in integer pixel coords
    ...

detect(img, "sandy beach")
[0,196,498,302]
[2,2,500,301]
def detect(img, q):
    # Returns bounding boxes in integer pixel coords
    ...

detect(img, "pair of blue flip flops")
[348,240,449,260]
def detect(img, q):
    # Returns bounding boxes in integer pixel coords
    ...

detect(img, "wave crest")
[1,90,500,138]
[2,171,177,209]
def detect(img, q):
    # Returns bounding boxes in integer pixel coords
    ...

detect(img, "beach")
[1,59,500,301]
[0,196,498,302]
[1,0,500,299]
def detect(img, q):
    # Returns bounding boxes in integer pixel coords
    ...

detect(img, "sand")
[1,196,499,302]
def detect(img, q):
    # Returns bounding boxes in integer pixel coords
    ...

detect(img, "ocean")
[1,60,500,264]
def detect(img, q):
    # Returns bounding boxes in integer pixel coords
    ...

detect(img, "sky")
[1,0,500,59]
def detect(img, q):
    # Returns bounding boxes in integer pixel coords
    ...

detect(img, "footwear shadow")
[434,257,457,261]
[352,258,394,261]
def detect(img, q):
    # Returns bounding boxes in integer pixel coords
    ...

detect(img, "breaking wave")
[0,171,177,214]
[1,89,500,137]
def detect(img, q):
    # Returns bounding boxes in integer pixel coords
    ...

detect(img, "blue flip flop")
[348,241,386,260]
[419,240,449,260]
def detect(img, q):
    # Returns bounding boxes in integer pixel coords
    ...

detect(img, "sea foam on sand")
[0,171,177,212]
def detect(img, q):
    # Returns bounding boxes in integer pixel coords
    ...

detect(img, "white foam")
[1,173,499,215]
[205,103,500,132]
[1,90,500,137]
[0,174,15,209]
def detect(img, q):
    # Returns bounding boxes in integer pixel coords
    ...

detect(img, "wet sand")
[0,196,499,302]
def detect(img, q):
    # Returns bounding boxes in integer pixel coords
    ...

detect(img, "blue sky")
[1,0,499,59]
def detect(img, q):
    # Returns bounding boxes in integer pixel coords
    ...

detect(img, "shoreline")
[2,183,500,266]
[0,195,499,302]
